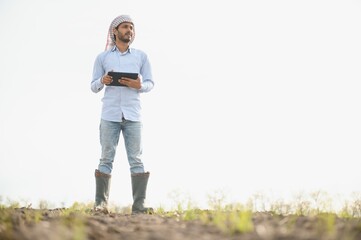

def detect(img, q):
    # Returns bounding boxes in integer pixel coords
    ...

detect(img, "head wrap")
[105,15,135,51]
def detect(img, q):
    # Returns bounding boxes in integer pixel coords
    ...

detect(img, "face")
[113,22,134,43]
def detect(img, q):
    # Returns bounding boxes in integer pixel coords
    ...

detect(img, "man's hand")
[119,77,142,90]
[101,73,113,85]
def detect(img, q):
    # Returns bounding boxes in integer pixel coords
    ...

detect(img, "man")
[91,15,154,214]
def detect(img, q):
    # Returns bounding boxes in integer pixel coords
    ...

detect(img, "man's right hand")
[101,72,113,85]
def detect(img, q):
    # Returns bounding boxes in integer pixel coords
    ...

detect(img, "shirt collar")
[111,45,132,54]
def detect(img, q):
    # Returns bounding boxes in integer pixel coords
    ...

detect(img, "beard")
[116,32,132,43]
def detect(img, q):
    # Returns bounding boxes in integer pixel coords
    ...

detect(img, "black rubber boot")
[131,172,153,214]
[94,169,111,213]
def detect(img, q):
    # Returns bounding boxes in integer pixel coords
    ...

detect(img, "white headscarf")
[105,15,135,51]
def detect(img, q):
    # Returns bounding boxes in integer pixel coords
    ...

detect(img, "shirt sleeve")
[91,54,105,93]
[139,53,154,93]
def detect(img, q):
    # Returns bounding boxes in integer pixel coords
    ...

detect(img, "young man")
[91,15,154,214]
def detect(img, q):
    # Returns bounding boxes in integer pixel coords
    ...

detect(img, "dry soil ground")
[0,208,360,240]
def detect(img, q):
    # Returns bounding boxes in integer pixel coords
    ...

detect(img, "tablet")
[107,72,138,87]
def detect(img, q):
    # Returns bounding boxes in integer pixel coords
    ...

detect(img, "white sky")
[0,0,360,209]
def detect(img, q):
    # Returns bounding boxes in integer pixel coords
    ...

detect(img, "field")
[1,192,360,240]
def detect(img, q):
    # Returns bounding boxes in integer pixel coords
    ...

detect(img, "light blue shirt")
[91,46,154,122]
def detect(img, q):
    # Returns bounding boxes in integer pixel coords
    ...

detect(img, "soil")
[1,208,360,240]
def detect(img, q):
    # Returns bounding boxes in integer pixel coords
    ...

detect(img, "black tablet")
[107,72,138,87]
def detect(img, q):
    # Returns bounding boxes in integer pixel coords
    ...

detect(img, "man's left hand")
[119,77,141,90]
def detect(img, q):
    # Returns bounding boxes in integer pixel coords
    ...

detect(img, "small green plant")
[339,201,353,218]
[339,194,361,219]
[316,212,336,236]
[251,191,269,212]
[170,193,255,236]
[22,209,43,224]
[182,208,201,221]
[309,190,333,214]
[38,199,50,210]
[350,192,361,218]
[196,207,254,235]
[168,189,188,212]
[61,212,86,240]
[60,201,93,216]
[0,195,5,209]
[0,208,14,239]
[207,189,227,211]
[269,198,292,215]
[229,209,254,234]
[6,197,20,209]
[292,192,311,216]
[155,205,166,215]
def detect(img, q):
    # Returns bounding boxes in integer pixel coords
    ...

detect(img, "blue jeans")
[98,119,144,174]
